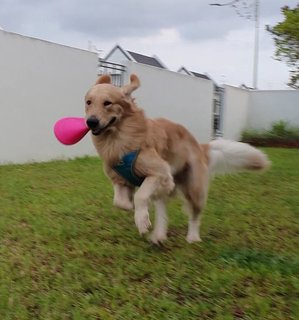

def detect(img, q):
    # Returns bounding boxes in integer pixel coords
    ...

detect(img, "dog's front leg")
[134,175,174,234]
[134,149,175,235]
[133,176,157,234]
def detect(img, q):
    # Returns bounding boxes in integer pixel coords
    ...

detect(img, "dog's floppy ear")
[95,74,111,85]
[122,74,140,97]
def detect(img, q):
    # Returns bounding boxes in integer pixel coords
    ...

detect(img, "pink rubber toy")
[54,117,90,145]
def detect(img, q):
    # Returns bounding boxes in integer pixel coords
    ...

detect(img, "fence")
[1,30,298,164]
[222,86,299,141]
[122,61,214,143]
[248,90,299,130]
[0,30,98,164]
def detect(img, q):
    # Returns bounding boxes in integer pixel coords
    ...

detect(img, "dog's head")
[85,74,140,135]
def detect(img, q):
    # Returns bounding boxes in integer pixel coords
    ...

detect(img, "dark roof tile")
[127,51,165,69]
[190,71,210,80]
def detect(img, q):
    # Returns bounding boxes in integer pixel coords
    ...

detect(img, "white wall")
[222,85,250,141]
[0,30,98,164]
[2,31,296,165]
[248,90,299,130]
[222,87,299,140]
[124,61,214,143]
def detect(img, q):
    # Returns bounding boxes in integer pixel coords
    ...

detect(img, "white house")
[99,45,168,86]
[104,44,167,69]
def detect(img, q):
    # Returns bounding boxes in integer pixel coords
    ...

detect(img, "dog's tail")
[208,139,270,176]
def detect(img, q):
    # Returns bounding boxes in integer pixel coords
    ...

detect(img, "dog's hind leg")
[185,191,207,243]
[113,184,134,211]
[186,209,202,243]
[179,162,209,243]
[150,197,168,244]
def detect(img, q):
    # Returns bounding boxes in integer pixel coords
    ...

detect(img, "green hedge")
[241,121,299,148]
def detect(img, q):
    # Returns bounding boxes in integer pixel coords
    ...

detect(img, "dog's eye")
[86,100,92,105]
[103,101,112,107]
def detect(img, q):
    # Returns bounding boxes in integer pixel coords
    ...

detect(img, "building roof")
[177,66,220,89]
[178,66,211,80]
[127,51,165,69]
[190,71,211,80]
[239,83,254,90]
[177,66,192,75]
[104,44,167,69]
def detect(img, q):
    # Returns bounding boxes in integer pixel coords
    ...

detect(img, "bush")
[241,121,299,148]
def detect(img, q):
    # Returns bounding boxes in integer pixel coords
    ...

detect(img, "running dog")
[84,74,269,244]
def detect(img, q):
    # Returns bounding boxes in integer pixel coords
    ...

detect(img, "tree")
[267,4,299,89]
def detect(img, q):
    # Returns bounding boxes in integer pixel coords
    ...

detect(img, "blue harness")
[113,150,145,187]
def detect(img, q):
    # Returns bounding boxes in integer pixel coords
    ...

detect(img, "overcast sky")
[1,0,298,89]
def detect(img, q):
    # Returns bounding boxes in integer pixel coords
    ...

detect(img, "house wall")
[123,61,214,143]
[0,30,98,164]
[105,47,130,65]
[222,85,250,141]
[248,90,299,130]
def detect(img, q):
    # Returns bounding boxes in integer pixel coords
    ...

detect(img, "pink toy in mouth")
[54,117,90,145]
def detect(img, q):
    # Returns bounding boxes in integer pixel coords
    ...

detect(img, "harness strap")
[113,150,145,187]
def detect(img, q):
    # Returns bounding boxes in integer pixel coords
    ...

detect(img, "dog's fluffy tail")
[208,139,270,176]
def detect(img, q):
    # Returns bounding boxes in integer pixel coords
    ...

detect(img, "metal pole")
[210,0,260,89]
[253,0,260,89]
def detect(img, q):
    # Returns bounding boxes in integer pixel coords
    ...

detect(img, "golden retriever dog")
[84,74,269,244]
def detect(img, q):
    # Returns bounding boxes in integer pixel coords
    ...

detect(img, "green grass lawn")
[0,148,298,320]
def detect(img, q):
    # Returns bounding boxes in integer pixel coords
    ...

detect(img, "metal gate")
[213,86,225,138]
[98,59,126,87]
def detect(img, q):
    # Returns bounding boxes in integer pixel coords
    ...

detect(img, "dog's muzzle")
[86,116,117,135]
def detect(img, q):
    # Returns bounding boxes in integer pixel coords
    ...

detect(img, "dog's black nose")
[86,116,99,129]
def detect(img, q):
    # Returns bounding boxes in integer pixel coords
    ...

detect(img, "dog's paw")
[135,212,151,235]
[149,232,167,245]
[186,234,202,244]
[163,176,175,195]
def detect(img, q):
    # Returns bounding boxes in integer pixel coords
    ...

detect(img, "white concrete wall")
[2,31,296,165]
[0,30,98,164]
[222,85,250,141]
[124,61,214,143]
[222,87,299,140]
[248,90,299,130]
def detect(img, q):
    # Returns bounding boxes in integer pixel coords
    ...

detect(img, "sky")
[0,0,298,89]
